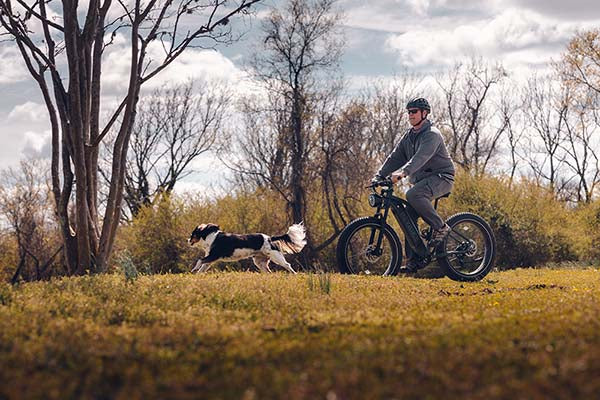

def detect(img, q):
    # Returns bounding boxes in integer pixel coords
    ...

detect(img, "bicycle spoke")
[450,225,474,241]
[343,223,397,275]
[441,219,490,276]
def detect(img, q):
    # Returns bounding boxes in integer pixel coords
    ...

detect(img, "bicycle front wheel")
[437,212,496,281]
[336,217,402,276]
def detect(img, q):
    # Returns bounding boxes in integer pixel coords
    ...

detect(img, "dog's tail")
[271,223,307,254]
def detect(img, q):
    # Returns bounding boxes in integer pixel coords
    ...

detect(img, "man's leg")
[405,175,452,230]
[399,175,453,273]
[400,179,433,272]
[403,205,419,264]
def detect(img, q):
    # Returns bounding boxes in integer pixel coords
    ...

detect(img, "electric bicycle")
[335,179,496,282]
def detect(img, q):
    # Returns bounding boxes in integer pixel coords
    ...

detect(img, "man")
[372,97,455,273]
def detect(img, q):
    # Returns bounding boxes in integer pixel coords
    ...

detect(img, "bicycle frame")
[367,184,482,264]
[369,185,430,261]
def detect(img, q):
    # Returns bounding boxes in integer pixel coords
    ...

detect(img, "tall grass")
[306,272,332,294]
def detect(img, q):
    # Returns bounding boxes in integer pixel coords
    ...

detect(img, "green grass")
[1,268,599,399]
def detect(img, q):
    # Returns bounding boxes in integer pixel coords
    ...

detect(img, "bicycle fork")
[368,204,391,257]
[368,200,430,263]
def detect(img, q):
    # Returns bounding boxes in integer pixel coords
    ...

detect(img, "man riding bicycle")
[372,97,455,273]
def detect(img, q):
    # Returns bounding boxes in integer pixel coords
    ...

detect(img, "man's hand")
[370,174,384,185]
[391,171,406,184]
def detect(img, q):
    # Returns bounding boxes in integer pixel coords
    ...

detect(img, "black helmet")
[406,97,431,112]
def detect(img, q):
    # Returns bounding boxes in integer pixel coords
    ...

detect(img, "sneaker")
[430,224,451,244]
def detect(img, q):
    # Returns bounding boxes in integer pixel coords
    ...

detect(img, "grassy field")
[1,268,599,399]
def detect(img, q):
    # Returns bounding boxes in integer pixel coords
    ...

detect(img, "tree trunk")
[96,20,142,272]
[290,89,306,224]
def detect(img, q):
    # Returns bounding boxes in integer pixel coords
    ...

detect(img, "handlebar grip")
[367,179,394,188]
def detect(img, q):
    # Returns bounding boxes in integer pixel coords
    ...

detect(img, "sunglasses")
[407,109,420,115]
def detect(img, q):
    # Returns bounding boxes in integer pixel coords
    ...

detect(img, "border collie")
[188,223,306,273]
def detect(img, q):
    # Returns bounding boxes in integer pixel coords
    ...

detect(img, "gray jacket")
[376,120,455,184]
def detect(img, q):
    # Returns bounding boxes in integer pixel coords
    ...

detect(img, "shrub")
[575,200,600,263]
[441,171,578,268]
[116,194,194,274]
[0,234,18,283]
[113,171,594,274]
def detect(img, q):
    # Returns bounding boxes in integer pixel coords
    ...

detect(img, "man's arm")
[400,132,442,177]
[375,140,408,179]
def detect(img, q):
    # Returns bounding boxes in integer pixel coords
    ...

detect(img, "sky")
[1,0,599,192]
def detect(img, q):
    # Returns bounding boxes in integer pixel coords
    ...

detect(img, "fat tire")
[437,212,496,282]
[336,217,402,276]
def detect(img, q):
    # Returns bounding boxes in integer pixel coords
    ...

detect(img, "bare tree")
[0,161,62,283]
[560,93,600,203]
[242,0,344,225]
[366,73,422,158]
[556,29,600,202]
[437,58,508,173]
[313,95,375,252]
[102,79,231,217]
[222,0,344,268]
[497,82,526,183]
[0,0,261,273]
[522,75,572,196]
[559,29,600,95]
[227,90,293,198]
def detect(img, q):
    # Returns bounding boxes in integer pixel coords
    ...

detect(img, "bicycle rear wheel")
[336,217,402,276]
[437,212,496,281]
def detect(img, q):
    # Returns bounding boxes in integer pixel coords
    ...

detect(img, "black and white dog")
[188,223,306,273]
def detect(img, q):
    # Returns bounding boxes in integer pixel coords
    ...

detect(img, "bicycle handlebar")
[366,178,394,189]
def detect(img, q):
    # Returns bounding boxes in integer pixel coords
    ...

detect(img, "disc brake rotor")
[465,240,478,257]
[365,245,381,263]
[455,240,477,258]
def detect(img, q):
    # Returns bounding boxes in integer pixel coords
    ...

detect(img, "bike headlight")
[368,194,382,207]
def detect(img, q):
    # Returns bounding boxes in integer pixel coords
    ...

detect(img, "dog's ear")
[202,224,220,237]
[190,225,203,236]
[191,223,220,240]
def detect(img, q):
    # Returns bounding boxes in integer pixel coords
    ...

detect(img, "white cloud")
[0,124,51,168]
[22,130,52,159]
[344,3,409,33]
[0,47,29,84]
[385,8,594,71]
[143,45,248,89]
[174,156,231,197]
[7,102,48,123]
[100,42,134,93]
[406,0,432,17]
[341,0,504,33]
[505,0,600,20]
[101,36,252,95]
[2,0,600,188]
